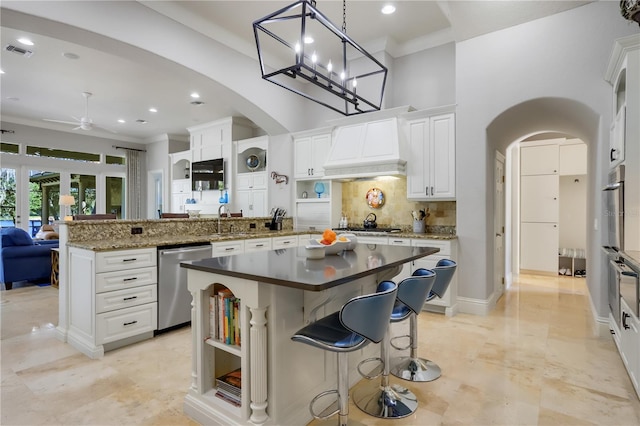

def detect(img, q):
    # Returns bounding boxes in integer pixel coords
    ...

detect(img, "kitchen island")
[181,244,439,426]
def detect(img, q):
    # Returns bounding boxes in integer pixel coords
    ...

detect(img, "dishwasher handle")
[159,246,211,256]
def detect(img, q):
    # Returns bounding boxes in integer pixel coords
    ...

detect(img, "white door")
[520,222,559,273]
[494,152,506,295]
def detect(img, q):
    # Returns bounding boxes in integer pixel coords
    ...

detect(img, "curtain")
[125,149,145,219]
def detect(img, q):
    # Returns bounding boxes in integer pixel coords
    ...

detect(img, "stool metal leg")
[353,326,418,418]
[390,313,441,382]
[337,352,349,426]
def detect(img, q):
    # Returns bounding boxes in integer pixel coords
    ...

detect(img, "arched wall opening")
[486,97,607,324]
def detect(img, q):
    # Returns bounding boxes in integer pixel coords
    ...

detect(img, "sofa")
[0,228,59,290]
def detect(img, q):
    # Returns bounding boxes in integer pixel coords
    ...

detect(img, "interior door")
[494,152,506,295]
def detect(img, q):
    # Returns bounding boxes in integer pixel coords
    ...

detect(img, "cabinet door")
[430,113,455,199]
[520,222,558,273]
[236,189,267,217]
[521,144,559,175]
[521,175,559,222]
[310,134,331,177]
[406,119,429,199]
[610,105,626,168]
[294,137,313,178]
[191,133,203,162]
[171,193,188,213]
[559,143,587,175]
[251,189,267,217]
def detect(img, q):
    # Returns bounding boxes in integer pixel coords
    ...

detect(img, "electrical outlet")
[131,227,143,235]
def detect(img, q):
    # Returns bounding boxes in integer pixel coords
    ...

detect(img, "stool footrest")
[390,334,411,351]
[390,356,442,382]
[309,389,340,420]
[357,357,384,380]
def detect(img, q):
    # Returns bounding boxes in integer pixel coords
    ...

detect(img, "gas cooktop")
[333,227,402,233]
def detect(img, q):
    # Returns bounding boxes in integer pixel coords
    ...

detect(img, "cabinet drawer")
[96,248,156,273]
[212,240,245,255]
[96,284,157,314]
[411,239,450,256]
[96,266,157,293]
[96,302,157,345]
[245,238,272,252]
[272,235,298,249]
[388,237,411,246]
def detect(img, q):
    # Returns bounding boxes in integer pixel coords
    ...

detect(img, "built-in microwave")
[603,165,624,251]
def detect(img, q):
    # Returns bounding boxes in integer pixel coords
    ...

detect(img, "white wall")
[266,133,294,213]
[455,1,638,316]
[560,175,587,251]
[391,42,456,110]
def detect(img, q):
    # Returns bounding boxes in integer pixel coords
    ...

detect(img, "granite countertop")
[66,229,457,251]
[182,244,439,292]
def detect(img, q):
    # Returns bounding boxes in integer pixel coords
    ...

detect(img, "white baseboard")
[457,296,492,316]
[586,285,611,338]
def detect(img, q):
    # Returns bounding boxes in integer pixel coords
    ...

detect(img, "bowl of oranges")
[309,229,352,255]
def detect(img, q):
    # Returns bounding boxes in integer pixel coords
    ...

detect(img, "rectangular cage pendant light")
[253,0,388,116]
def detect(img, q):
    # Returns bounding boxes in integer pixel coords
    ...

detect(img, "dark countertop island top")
[181,244,439,291]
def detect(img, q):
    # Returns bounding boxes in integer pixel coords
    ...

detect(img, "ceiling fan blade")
[43,118,79,125]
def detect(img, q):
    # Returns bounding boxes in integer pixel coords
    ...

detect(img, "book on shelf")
[209,288,241,345]
[214,390,240,407]
[216,367,241,391]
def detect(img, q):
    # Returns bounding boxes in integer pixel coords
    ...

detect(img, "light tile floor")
[2,274,640,425]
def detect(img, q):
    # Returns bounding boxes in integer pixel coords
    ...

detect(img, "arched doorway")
[486,97,606,321]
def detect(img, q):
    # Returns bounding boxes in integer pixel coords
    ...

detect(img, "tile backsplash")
[340,177,456,233]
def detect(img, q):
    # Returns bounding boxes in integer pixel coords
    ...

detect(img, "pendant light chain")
[342,0,347,33]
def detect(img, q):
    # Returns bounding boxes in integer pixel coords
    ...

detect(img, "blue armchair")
[1,228,59,290]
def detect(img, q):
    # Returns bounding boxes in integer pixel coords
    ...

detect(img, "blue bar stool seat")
[291,281,398,426]
[390,259,457,382]
[352,273,436,419]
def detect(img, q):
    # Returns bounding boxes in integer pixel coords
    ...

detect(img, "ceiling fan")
[43,92,116,133]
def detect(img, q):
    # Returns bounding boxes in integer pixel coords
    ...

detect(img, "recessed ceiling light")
[62,52,79,60]
[149,107,157,113]
[190,92,200,99]
[304,36,314,44]
[381,4,396,15]
[117,119,126,123]
[136,119,148,124]
[190,101,205,106]
[0,69,4,74]
[17,37,34,46]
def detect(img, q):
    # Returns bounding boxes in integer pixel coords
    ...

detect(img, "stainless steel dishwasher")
[157,244,212,332]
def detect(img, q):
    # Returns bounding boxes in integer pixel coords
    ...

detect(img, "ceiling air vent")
[5,44,34,57]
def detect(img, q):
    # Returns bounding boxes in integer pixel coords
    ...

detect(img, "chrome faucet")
[218,204,229,234]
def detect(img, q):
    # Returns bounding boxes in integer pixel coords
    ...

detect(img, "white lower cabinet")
[272,235,299,249]
[244,238,272,252]
[620,298,640,396]
[344,236,458,316]
[411,239,458,316]
[212,240,244,255]
[67,247,158,358]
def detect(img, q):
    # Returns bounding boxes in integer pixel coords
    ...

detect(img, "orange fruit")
[322,229,337,243]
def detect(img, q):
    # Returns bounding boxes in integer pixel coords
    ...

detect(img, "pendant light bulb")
[327,61,333,73]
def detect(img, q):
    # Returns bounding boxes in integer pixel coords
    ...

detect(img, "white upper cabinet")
[406,112,456,200]
[520,143,559,175]
[609,104,626,168]
[294,130,332,179]
[188,118,253,163]
[559,140,587,176]
[234,136,268,218]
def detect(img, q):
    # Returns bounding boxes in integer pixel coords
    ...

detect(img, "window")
[26,146,100,162]
[1,143,19,154]
[106,155,126,165]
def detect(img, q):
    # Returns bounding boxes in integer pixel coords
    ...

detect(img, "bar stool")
[390,259,457,382]
[291,281,398,426]
[352,273,436,419]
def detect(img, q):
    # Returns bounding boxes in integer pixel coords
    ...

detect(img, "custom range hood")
[323,106,411,180]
